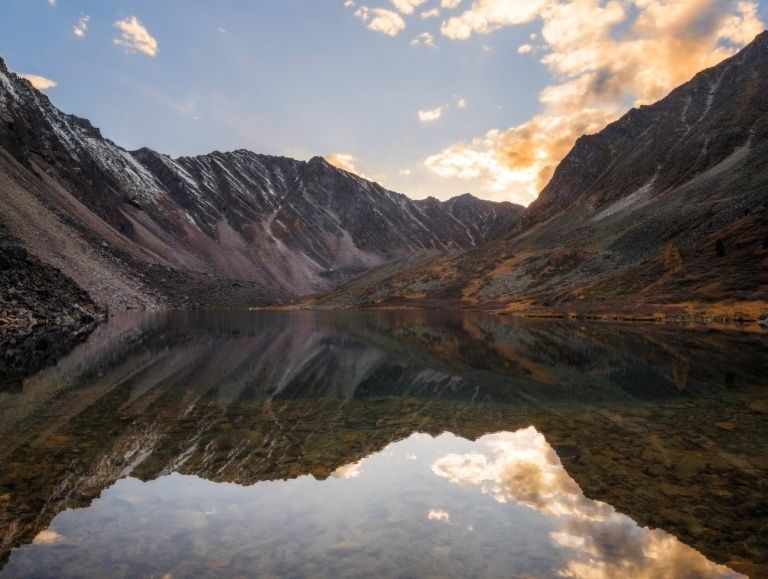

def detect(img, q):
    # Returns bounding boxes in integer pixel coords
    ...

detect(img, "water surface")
[0,311,766,578]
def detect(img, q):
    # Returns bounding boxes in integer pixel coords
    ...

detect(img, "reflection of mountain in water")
[0,311,766,575]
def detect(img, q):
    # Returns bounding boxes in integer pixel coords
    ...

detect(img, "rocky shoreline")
[0,228,104,390]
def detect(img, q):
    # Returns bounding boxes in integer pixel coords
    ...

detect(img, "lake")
[0,311,766,578]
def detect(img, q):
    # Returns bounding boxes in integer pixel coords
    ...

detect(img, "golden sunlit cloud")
[19,73,57,90]
[441,0,548,39]
[426,0,765,205]
[325,153,369,179]
[113,16,159,57]
[390,0,428,15]
[355,7,407,36]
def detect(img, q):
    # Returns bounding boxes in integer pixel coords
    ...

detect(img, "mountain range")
[1,31,768,328]
[0,57,521,311]
[313,31,768,321]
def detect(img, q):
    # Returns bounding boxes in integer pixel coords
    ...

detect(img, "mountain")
[0,223,103,388]
[415,193,521,244]
[312,31,768,321]
[0,58,522,310]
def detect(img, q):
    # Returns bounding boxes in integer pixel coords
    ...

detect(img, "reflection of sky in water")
[2,428,741,579]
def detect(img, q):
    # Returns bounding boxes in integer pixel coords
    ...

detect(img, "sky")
[0,0,766,205]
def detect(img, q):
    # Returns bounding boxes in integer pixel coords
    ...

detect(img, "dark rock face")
[0,225,103,390]
[315,31,768,315]
[0,59,522,304]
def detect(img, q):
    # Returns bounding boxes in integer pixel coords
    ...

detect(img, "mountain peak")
[524,28,768,225]
[308,155,330,167]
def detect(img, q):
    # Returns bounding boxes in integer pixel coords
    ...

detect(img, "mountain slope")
[0,59,522,308]
[0,223,103,388]
[313,31,768,320]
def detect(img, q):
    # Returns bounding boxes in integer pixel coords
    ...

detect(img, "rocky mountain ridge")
[0,57,522,309]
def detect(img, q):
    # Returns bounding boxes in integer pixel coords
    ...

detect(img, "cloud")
[422,8,441,18]
[47,0,56,6]
[325,153,370,179]
[441,0,462,8]
[432,428,742,578]
[113,16,159,57]
[411,32,437,47]
[427,509,451,523]
[456,97,467,108]
[18,73,57,90]
[355,7,406,36]
[517,43,533,53]
[33,530,62,544]
[426,0,765,204]
[399,168,412,176]
[332,460,363,479]
[418,106,445,122]
[73,14,90,38]
[441,0,547,39]
[431,427,610,516]
[390,0,428,15]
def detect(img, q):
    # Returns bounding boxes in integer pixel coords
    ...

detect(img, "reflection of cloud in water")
[427,509,451,523]
[432,427,743,579]
[332,460,363,479]
[32,529,62,545]
[432,427,610,519]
